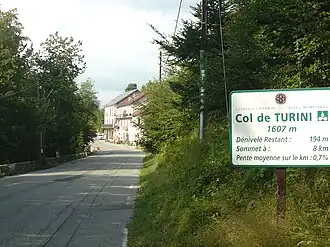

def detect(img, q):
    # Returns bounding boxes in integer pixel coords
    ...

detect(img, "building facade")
[103,89,146,144]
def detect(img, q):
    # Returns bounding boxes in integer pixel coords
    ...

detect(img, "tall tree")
[33,31,87,155]
[0,8,37,163]
[76,77,101,145]
[0,9,102,163]
[139,76,195,152]
[139,0,330,152]
[149,0,330,120]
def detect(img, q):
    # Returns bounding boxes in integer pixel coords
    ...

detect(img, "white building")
[103,89,146,144]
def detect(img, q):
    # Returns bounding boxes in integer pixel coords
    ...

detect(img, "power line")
[164,0,184,66]
[174,0,183,37]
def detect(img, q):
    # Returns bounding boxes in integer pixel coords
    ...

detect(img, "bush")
[128,122,330,247]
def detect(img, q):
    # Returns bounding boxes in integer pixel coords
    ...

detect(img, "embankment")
[127,122,330,247]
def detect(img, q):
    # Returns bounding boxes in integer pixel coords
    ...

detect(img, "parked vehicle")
[96,133,105,140]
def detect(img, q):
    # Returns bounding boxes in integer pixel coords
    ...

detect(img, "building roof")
[132,93,147,105]
[117,92,145,108]
[104,89,139,107]
[133,93,146,102]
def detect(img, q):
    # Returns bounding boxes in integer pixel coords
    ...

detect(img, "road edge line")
[122,227,128,247]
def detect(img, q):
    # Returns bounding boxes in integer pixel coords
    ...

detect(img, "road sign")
[230,88,330,167]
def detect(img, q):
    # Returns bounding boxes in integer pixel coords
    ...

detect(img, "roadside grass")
[127,123,330,247]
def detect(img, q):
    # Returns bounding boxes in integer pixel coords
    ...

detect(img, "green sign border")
[229,87,330,168]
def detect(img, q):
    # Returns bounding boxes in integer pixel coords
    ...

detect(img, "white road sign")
[230,88,330,167]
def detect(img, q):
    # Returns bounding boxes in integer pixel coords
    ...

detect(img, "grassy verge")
[128,123,330,247]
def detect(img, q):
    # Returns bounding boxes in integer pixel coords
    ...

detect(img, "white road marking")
[129,185,139,189]
[122,228,128,247]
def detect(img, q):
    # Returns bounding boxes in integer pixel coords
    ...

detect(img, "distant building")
[103,89,146,144]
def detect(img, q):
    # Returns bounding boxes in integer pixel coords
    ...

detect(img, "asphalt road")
[0,141,144,247]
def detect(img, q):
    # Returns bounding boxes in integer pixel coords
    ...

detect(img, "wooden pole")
[276,168,286,219]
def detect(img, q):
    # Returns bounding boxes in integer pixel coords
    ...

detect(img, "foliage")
[96,107,105,132]
[138,76,196,152]
[149,0,330,118]
[130,0,330,246]
[76,78,100,146]
[129,124,330,247]
[0,8,101,163]
[125,83,138,92]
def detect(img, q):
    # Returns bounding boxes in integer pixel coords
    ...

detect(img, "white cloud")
[1,0,198,105]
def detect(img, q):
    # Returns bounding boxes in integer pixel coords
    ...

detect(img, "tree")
[33,31,88,155]
[149,0,330,122]
[76,78,101,145]
[0,8,102,163]
[149,1,235,120]
[139,77,195,152]
[97,107,105,132]
[0,8,38,163]
[139,0,330,152]
[125,83,137,92]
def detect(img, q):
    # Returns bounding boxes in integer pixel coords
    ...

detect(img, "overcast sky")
[1,0,198,106]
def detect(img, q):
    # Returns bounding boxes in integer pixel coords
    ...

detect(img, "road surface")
[0,141,144,247]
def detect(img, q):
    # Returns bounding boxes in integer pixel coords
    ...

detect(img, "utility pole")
[37,83,44,168]
[159,50,162,81]
[39,129,44,166]
[199,0,207,141]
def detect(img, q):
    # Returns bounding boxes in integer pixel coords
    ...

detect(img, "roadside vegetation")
[128,1,330,246]
[0,8,103,164]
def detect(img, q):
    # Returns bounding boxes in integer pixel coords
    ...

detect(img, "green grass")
[127,123,330,247]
